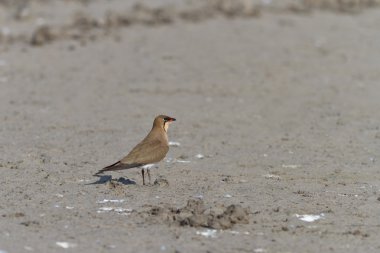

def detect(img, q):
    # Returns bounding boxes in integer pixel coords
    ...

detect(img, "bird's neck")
[149,127,168,142]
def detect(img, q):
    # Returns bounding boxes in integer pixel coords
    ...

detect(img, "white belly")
[141,164,159,169]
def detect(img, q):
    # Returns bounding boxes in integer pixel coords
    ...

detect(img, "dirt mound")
[140,199,250,229]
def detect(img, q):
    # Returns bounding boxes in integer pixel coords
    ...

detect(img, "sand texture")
[1,0,380,252]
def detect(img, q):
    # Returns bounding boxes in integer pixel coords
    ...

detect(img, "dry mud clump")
[30,26,58,46]
[139,199,250,229]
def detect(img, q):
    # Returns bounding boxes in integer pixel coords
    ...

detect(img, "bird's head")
[153,115,176,132]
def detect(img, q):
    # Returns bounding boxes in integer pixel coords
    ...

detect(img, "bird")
[94,115,176,185]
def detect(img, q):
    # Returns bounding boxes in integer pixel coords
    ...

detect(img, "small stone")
[178,154,189,160]
[20,220,39,227]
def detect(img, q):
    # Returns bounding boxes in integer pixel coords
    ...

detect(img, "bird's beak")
[168,117,176,122]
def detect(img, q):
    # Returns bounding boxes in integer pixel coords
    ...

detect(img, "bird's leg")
[147,169,151,185]
[141,168,145,185]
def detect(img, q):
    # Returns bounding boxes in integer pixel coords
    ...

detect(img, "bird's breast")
[141,164,159,169]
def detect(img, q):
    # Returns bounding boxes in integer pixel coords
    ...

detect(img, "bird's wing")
[94,161,142,175]
[120,138,169,165]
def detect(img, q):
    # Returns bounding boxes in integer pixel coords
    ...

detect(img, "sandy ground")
[1,0,380,252]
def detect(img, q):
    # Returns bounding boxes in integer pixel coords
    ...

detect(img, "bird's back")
[120,127,169,165]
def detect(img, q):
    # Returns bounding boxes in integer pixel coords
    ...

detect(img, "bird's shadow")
[86,175,136,185]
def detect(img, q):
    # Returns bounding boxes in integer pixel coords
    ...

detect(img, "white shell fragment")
[196,229,218,238]
[97,207,133,215]
[228,231,250,235]
[165,157,190,163]
[56,242,76,249]
[176,160,191,163]
[97,199,125,204]
[195,154,204,159]
[295,213,325,222]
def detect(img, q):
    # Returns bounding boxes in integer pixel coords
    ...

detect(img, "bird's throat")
[164,123,169,132]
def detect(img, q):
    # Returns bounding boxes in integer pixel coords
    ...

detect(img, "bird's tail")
[93,161,121,176]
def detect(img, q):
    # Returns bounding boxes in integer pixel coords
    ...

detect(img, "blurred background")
[1,1,380,253]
